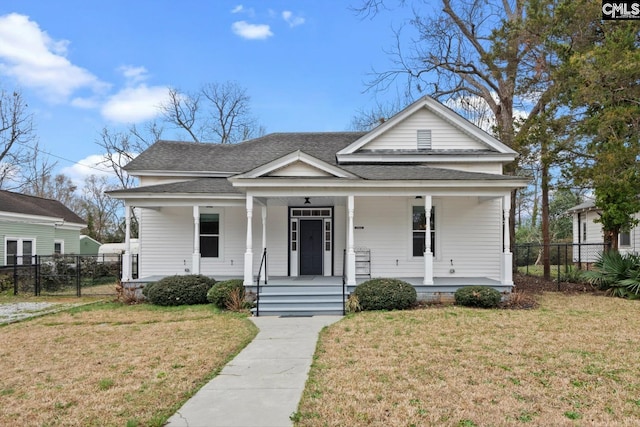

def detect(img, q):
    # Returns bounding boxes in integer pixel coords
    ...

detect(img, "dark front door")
[299,220,323,275]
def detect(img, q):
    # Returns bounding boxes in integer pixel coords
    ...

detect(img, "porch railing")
[255,248,267,317]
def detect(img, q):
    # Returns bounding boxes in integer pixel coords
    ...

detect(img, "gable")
[337,96,518,164]
[267,160,334,177]
[361,107,488,151]
[232,150,357,179]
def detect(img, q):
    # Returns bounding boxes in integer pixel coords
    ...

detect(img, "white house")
[109,96,528,313]
[568,200,638,264]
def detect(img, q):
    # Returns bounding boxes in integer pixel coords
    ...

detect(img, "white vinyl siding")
[429,163,504,174]
[139,207,193,276]
[363,108,488,151]
[352,196,501,280]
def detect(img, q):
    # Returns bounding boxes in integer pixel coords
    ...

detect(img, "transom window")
[412,206,435,257]
[200,214,219,258]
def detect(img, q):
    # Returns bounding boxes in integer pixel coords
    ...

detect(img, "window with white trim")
[200,214,220,258]
[54,240,64,255]
[620,230,631,247]
[6,238,35,265]
[412,206,435,257]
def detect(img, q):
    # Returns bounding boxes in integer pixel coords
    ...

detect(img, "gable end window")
[412,206,435,257]
[417,129,432,150]
[200,214,220,258]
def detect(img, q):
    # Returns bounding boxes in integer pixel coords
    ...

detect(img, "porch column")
[423,195,434,285]
[192,205,201,274]
[347,195,356,286]
[501,193,514,286]
[243,195,254,287]
[121,205,132,281]
[259,205,267,283]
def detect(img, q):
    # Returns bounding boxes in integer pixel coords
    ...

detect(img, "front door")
[299,220,323,275]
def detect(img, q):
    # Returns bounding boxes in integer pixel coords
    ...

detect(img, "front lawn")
[296,294,640,426]
[0,303,257,426]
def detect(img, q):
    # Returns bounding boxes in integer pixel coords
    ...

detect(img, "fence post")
[35,255,39,296]
[13,259,18,296]
[76,255,81,297]
[557,245,561,289]
[526,244,530,275]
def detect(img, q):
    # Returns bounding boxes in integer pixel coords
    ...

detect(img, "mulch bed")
[504,272,600,309]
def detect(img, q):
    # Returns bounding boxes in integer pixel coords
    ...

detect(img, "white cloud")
[0,13,108,102]
[231,21,273,40]
[231,5,255,16]
[282,11,305,27]
[101,84,168,123]
[118,65,149,86]
[60,154,116,187]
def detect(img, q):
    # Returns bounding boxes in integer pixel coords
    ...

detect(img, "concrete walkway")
[165,315,342,427]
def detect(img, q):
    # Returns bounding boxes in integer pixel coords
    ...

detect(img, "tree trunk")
[541,158,551,280]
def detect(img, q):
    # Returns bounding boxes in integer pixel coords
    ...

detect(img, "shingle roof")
[343,165,520,181]
[0,190,86,224]
[108,178,241,195]
[124,132,368,173]
[566,200,597,213]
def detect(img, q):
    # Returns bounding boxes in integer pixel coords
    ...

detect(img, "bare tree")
[0,88,35,188]
[80,175,122,242]
[160,81,263,143]
[355,0,566,273]
[96,121,162,189]
[350,98,406,131]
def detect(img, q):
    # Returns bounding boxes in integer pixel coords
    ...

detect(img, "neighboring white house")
[109,96,528,303]
[568,200,639,263]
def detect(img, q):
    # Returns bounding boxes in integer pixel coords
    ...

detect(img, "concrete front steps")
[252,284,347,316]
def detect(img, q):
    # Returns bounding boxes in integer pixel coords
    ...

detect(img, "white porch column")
[423,195,434,285]
[243,195,254,286]
[346,195,356,286]
[192,205,201,274]
[121,205,132,281]
[501,193,514,286]
[259,205,267,283]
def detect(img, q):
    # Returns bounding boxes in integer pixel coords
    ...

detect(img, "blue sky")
[0,1,413,184]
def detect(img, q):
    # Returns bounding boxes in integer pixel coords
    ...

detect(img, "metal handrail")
[255,248,267,317]
[342,249,346,315]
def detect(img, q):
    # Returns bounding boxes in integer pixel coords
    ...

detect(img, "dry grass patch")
[296,294,640,426]
[0,303,257,426]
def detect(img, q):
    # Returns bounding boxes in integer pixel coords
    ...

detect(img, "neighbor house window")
[619,231,631,247]
[6,238,34,265]
[54,240,64,255]
[412,206,435,257]
[200,214,219,258]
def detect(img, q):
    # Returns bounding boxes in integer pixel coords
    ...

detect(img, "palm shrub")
[583,251,640,299]
[454,286,502,308]
[352,278,416,311]
[142,274,215,306]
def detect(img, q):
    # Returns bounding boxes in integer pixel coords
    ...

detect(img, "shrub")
[583,251,640,299]
[454,286,502,308]
[207,279,246,309]
[353,278,417,311]
[142,275,215,306]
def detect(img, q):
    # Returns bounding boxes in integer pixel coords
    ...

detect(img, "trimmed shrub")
[142,274,215,306]
[353,278,417,311]
[207,279,246,309]
[454,286,501,308]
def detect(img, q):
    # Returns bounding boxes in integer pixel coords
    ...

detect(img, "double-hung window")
[620,231,631,247]
[412,206,435,257]
[6,238,34,265]
[200,214,220,258]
